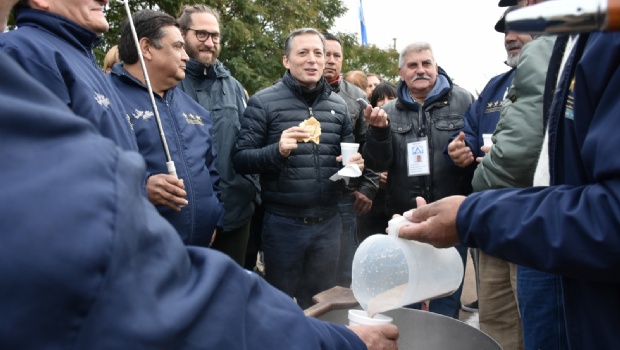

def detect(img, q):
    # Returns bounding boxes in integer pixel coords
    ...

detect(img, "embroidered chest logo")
[485,100,503,114]
[132,109,154,121]
[94,92,110,108]
[183,113,204,125]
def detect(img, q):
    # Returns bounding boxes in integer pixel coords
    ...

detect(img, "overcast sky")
[331,0,509,95]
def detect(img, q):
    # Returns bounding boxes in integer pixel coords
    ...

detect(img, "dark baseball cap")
[495,6,518,33]
[498,0,518,7]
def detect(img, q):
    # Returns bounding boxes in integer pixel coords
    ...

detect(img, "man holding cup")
[233,28,384,309]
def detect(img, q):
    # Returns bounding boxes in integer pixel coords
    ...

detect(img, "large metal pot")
[318,307,502,350]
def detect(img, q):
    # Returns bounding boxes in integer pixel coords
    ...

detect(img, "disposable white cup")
[348,309,393,326]
[341,142,360,165]
[482,134,493,147]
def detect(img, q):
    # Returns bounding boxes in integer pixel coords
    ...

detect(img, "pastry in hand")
[298,116,321,144]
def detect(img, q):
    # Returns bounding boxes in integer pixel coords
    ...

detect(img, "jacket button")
[449,123,454,128]
[398,127,403,131]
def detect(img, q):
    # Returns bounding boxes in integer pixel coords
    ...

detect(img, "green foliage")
[338,33,400,83]
[8,0,400,95]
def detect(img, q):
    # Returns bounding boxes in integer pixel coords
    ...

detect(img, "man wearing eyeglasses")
[107,9,224,249]
[177,4,260,267]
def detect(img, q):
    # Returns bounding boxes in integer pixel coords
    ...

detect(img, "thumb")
[403,197,429,222]
[457,131,466,141]
[403,197,430,223]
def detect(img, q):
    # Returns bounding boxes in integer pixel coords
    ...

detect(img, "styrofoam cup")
[341,142,360,165]
[348,309,393,326]
[482,134,493,147]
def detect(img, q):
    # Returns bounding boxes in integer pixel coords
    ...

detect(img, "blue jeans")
[517,266,568,350]
[261,211,341,309]
[337,193,357,287]
[405,244,468,318]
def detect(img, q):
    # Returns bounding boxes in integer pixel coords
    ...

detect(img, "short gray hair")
[398,42,435,69]
[283,28,325,58]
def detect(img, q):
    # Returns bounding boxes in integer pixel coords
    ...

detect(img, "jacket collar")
[396,66,453,111]
[282,70,332,99]
[186,58,230,79]
[110,63,176,102]
[17,8,103,55]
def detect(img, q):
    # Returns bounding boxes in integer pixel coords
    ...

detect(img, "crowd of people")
[1,0,619,348]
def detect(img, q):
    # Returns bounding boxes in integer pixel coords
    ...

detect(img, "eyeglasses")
[186,28,220,43]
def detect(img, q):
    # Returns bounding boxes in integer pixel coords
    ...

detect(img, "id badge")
[407,137,430,176]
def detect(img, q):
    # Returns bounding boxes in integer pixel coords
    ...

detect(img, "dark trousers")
[262,211,340,309]
[244,204,264,271]
[211,221,251,267]
[337,193,357,287]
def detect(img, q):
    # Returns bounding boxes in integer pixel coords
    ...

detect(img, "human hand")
[475,145,492,163]
[447,132,474,167]
[353,191,372,214]
[348,323,399,350]
[279,126,310,157]
[146,174,188,211]
[397,196,465,248]
[363,105,389,128]
[337,152,365,171]
[379,172,388,189]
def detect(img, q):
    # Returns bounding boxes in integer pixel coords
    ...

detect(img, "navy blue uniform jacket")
[0,8,137,151]
[443,68,515,165]
[109,64,224,246]
[0,52,365,350]
[456,33,620,349]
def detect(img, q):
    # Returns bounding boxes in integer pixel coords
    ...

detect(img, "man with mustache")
[176,4,260,266]
[0,0,137,152]
[0,1,398,347]
[362,41,474,319]
[444,6,533,350]
[388,2,620,348]
[108,9,224,247]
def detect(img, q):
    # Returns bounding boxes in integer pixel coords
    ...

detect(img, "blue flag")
[359,0,368,46]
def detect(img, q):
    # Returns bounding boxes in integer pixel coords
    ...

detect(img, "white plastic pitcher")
[351,216,464,317]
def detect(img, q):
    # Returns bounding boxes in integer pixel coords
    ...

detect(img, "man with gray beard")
[449,1,566,349]
[444,6,532,350]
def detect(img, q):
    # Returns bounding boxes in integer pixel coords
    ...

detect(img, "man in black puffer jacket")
[233,28,364,308]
